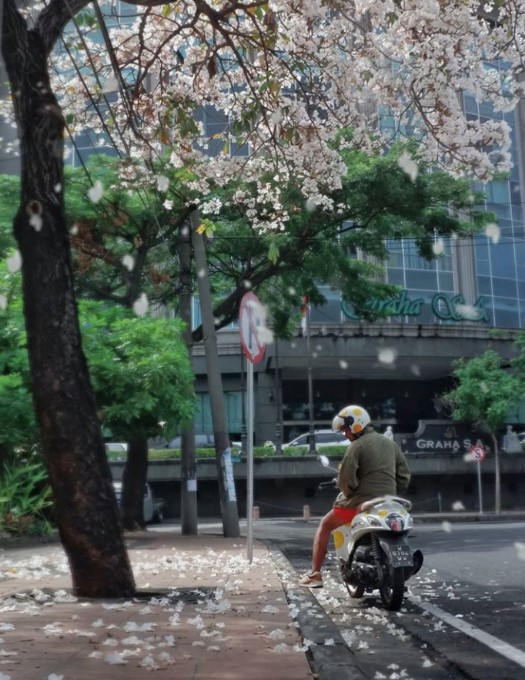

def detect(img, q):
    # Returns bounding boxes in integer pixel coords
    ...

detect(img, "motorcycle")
[319,455,423,611]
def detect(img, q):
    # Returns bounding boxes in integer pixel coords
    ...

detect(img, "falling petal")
[485,223,500,243]
[7,250,21,273]
[411,364,421,376]
[339,360,348,369]
[133,293,149,317]
[156,175,169,192]
[122,255,135,271]
[88,181,104,204]
[441,521,452,533]
[378,348,396,364]
[305,197,317,212]
[257,326,274,345]
[30,213,43,232]
[452,501,465,511]
[398,152,418,181]
[514,542,525,560]
[455,303,480,321]
[432,238,445,256]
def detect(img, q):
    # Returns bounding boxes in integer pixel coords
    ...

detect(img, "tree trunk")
[2,0,135,597]
[179,222,198,534]
[491,433,501,514]
[121,436,149,530]
[191,211,240,537]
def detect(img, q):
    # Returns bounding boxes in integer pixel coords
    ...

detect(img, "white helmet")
[332,405,371,436]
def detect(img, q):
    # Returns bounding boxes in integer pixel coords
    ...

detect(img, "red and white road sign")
[239,292,267,364]
[464,444,486,462]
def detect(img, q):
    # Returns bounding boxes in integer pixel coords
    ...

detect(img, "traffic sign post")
[239,293,268,563]
[465,443,486,514]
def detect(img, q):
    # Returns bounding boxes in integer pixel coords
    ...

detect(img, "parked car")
[113,481,165,523]
[282,429,348,449]
[106,442,128,454]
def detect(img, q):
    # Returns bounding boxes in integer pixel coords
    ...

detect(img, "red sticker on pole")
[239,292,267,364]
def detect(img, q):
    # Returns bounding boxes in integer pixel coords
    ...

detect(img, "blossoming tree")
[2,0,524,596]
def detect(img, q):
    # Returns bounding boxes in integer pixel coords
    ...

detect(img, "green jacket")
[334,427,411,509]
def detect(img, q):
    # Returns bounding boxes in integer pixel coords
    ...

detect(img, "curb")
[267,543,368,680]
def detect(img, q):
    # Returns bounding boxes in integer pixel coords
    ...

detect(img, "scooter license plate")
[389,545,413,568]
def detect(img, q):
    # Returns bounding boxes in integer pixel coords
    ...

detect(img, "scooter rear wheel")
[379,566,405,611]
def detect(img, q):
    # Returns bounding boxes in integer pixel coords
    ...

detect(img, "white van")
[113,482,164,523]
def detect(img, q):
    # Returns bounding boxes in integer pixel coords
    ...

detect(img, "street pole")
[240,344,247,456]
[477,460,483,514]
[179,221,197,534]
[191,210,240,538]
[239,292,267,563]
[246,355,254,562]
[306,302,316,455]
[274,339,282,455]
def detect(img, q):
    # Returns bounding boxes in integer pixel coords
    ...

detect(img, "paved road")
[252,518,525,680]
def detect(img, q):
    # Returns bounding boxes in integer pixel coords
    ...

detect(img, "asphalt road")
[251,517,525,680]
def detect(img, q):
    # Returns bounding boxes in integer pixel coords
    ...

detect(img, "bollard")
[253,506,260,520]
[303,504,310,521]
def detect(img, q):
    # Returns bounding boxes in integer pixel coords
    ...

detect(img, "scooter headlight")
[385,514,404,532]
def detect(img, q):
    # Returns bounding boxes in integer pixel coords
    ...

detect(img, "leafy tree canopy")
[444,350,520,434]
[0,144,492,341]
[0,267,195,450]
[81,301,196,440]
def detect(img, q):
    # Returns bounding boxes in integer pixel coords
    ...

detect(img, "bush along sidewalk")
[107,445,348,462]
[0,461,53,537]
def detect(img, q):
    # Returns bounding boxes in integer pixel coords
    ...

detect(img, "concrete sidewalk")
[0,532,317,679]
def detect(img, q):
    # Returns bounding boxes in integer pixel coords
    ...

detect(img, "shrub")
[0,462,53,536]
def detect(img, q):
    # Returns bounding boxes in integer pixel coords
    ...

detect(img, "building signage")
[400,421,490,456]
[342,290,488,323]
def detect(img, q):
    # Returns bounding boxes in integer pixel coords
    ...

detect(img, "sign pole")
[239,292,268,564]
[477,460,483,514]
[246,356,254,563]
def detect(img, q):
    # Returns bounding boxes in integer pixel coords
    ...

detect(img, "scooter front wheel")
[379,566,405,611]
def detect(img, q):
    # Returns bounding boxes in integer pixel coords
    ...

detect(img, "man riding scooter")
[299,404,411,588]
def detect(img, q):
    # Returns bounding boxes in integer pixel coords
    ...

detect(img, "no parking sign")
[465,444,486,462]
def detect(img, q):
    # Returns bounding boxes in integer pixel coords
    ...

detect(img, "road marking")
[417,600,525,669]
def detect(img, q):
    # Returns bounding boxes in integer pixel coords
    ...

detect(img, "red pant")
[332,506,359,523]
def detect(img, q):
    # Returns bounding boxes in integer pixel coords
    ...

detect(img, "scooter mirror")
[318,455,330,467]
